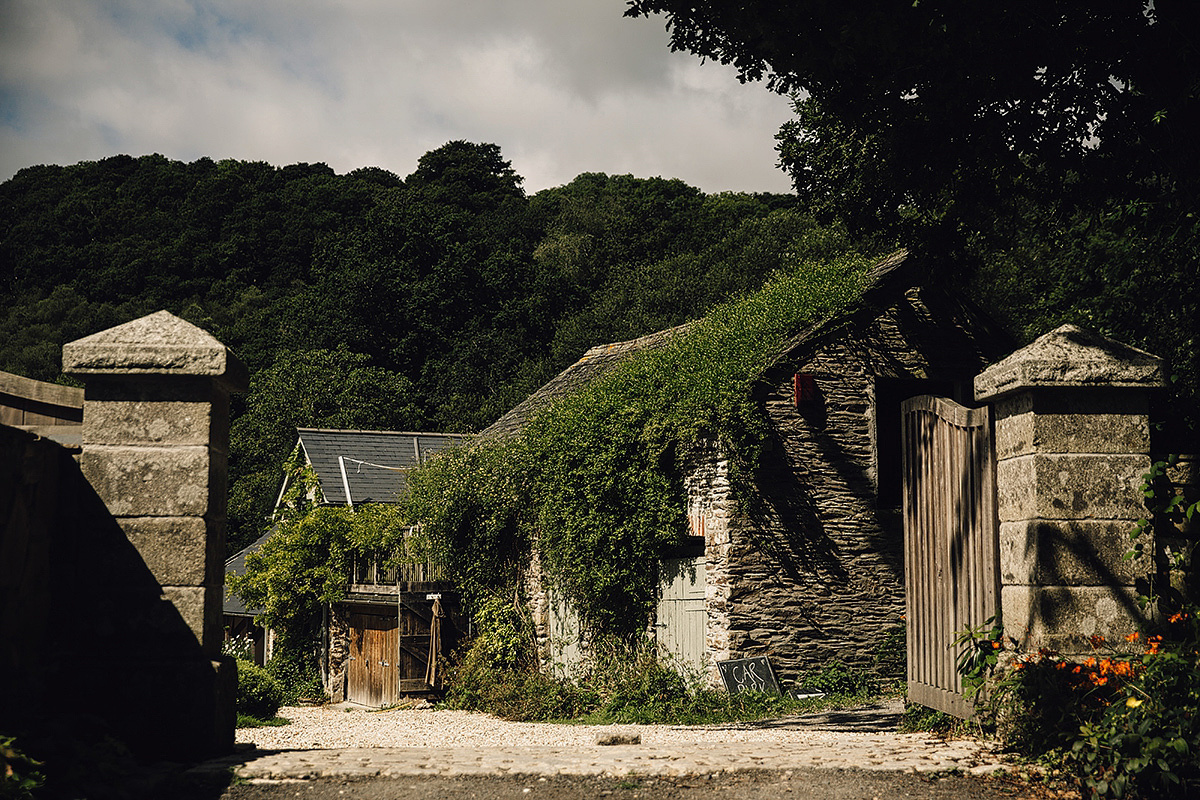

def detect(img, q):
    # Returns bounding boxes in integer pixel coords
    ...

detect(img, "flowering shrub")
[1066,616,1199,798]
[973,456,1200,798]
[987,614,1199,798]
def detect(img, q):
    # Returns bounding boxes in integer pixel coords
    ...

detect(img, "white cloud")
[0,0,794,193]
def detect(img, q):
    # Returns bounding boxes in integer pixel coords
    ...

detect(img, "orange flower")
[1125,632,1140,643]
[1072,665,1083,674]
[1090,634,1107,647]
[992,641,1001,650]
[1147,636,1163,655]
[1084,657,1097,668]
[1169,612,1186,624]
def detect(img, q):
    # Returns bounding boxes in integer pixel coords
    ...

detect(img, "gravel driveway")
[237,703,908,751]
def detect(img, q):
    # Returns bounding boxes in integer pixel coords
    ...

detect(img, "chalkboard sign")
[716,656,781,695]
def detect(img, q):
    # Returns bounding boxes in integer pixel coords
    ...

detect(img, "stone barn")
[484,251,1014,687]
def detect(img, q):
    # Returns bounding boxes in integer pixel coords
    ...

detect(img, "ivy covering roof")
[481,324,692,440]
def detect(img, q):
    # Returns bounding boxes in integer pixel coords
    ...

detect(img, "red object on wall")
[794,373,816,406]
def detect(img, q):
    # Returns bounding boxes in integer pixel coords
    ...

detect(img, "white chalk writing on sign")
[716,656,780,695]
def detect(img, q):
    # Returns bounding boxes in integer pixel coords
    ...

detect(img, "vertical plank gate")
[902,395,999,719]
[347,611,399,708]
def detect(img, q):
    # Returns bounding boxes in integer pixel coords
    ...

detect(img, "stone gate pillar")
[974,324,1164,655]
[63,310,248,754]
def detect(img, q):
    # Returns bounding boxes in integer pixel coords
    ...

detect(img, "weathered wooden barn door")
[656,556,707,674]
[901,395,999,719]
[346,611,399,707]
[396,598,434,693]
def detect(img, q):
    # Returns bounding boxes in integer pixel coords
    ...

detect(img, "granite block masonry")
[63,309,248,757]
[975,324,1164,655]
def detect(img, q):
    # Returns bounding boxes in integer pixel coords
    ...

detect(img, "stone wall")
[326,604,351,703]
[686,287,1008,687]
[682,441,733,685]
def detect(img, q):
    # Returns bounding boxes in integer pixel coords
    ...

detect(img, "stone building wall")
[685,287,1007,687]
[326,604,351,703]
[682,441,733,685]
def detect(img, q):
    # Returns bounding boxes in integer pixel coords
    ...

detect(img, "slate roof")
[481,324,690,439]
[224,530,271,616]
[297,428,471,506]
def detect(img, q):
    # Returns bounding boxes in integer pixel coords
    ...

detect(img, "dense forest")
[0,144,820,551]
[4,76,1199,555]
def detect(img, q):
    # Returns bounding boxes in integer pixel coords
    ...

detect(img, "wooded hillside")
[0,143,817,551]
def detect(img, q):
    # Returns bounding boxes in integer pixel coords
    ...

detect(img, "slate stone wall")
[687,288,1006,688]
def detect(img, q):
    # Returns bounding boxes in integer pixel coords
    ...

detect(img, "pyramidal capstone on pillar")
[63,309,249,384]
[62,310,248,757]
[975,324,1165,655]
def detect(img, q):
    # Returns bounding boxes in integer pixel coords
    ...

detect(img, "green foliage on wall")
[228,498,419,632]
[406,229,873,638]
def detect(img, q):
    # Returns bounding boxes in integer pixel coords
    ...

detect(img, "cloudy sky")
[0,0,796,194]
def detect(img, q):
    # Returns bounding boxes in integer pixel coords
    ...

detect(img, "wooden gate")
[901,395,999,718]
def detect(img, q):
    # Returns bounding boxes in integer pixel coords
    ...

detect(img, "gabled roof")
[481,324,690,439]
[756,249,1013,386]
[297,428,470,505]
[224,530,271,616]
[480,250,1012,440]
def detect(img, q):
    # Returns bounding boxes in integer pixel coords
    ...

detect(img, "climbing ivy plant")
[228,446,431,632]
[405,229,875,639]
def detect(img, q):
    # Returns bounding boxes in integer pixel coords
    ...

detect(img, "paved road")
[214,770,1045,800]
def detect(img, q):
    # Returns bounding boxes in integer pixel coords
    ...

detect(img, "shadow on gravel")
[701,700,905,734]
[167,746,289,800]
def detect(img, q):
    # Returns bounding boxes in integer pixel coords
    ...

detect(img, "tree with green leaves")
[627,0,1200,441]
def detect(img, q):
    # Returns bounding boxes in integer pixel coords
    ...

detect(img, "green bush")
[897,703,964,736]
[986,616,1200,799]
[264,648,325,706]
[0,736,43,800]
[798,660,878,698]
[237,659,285,721]
[443,630,862,725]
